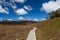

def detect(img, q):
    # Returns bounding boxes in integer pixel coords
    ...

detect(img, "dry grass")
[0,17,60,40]
[36,17,60,40]
[0,24,34,40]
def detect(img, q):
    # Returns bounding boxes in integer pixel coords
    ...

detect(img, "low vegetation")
[50,9,60,19]
[36,17,60,40]
[0,24,34,40]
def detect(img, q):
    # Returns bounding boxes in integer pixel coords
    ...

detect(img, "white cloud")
[4,7,9,11]
[18,17,39,21]
[24,5,33,11]
[0,5,9,14]
[12,5,17,10]
[26,17,31,20]
[7,19,13,21]
[33,18,39,21]
[8,2,17,10]
[16,8,28,15]
[18,16,32,20]
[12,5,17,9]
[41,0,60,13]
[19,16,24,20]
[0,0,2,4]
[40,19,46,21]
[14,0,26,3]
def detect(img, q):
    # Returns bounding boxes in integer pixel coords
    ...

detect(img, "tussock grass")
[36,17,60,40]
[0,25,33,40]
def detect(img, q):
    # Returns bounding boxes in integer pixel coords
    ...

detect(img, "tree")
[50,8,60,19]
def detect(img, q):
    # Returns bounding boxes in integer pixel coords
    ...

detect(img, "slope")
[36,17,60,40]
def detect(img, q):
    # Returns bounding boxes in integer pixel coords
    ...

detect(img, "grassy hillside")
[36,17,60,40]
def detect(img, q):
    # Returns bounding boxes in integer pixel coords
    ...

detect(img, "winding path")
[26,27,37,40]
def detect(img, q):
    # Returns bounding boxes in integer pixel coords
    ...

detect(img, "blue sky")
[0,0,59,21]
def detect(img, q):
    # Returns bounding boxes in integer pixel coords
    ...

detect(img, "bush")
[50,9,60,19]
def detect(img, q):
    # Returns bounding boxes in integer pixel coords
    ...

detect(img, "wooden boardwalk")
[26,27,37,40]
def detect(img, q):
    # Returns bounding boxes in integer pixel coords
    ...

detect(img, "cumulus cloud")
[18,17,39,21]
[15,5,32,15]
[12,5,17,10]
[7,19,13,21]
[16,8,28,15]
[33,18,39,21]
[40,19,46,21]
[12,5,17,9]
[0,0,2,4]
[24,5,33,11]
[14,0,26,3]
[18,16,31,20]
[0,5,9,14]
[18,16,24,20]
[26,17,31,20]
[4,7,9,11]
[41,0,60,13]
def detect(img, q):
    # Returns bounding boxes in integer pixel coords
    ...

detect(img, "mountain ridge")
[0,20,38,25]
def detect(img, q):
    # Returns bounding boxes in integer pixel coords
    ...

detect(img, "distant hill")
[0,20,38,25]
